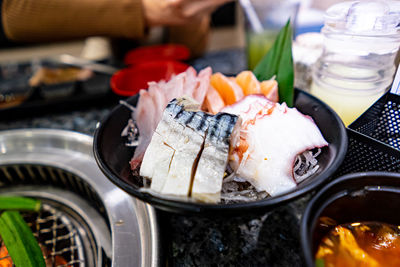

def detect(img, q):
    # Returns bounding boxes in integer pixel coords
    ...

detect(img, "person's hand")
[142,0,231,27]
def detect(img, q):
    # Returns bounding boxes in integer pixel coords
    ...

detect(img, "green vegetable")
[0,211,45,267]
[0,196,41,212]
[253,20,294,107]
[315,258,325,267]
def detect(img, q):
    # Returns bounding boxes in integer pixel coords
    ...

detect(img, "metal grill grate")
[0,164,111,267]
[0,164,107,223]
[0,203,86,267]
[28,204,84,267]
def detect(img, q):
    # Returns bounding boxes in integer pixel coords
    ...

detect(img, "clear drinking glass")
[243,0,300,70]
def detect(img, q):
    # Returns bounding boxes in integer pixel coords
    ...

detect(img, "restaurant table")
[3,48,395,266]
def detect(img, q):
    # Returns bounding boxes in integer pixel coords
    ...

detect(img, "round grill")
[0,129,159,267]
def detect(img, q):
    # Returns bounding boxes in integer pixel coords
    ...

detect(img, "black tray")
[350,91,400,150]
[334,91,400,176]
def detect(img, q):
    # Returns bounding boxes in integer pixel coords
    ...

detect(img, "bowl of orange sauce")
[301,172,400,267]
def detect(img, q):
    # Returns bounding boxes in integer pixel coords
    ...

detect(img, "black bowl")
[93,89,348,214]
[301,171,400,266]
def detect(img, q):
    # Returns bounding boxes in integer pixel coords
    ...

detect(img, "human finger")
[180,0,232,18]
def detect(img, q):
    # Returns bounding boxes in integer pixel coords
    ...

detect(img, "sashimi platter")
[94,67,347,213]
[94,23,348,213]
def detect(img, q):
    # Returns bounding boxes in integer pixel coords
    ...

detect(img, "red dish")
[111,60,189,97]
[124,44,190,66]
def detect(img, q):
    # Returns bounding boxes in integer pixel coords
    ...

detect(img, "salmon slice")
[235,71,261,95]
[210,72,244,105]
[260,79,279,102]
[203,85,225,114]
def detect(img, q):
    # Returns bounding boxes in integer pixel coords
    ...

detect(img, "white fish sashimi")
[131,90,157,169]
[165,72,185,101]
[129,67,212,171]
[147,82,167,127]
[193,67,212,104]
[225,96,328,197]
[182,67,198,97]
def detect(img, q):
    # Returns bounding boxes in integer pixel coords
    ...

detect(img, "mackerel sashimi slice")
[140,97,241,202]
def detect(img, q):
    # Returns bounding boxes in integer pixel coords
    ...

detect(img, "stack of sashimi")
[130,67,212,170]
[140,97,241,203]
[126,67,328,203]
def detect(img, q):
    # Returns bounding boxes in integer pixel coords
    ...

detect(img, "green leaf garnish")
[0,211,45,267]
[253,20,294,107]
[0,196,41,212]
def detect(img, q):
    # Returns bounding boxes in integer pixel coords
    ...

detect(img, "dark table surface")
[0,49,309,266]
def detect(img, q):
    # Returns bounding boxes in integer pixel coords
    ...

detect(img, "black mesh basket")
[350,91,400,149]
[334,91,400,176]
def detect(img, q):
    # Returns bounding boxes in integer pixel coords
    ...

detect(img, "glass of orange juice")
[243,0,299,70]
